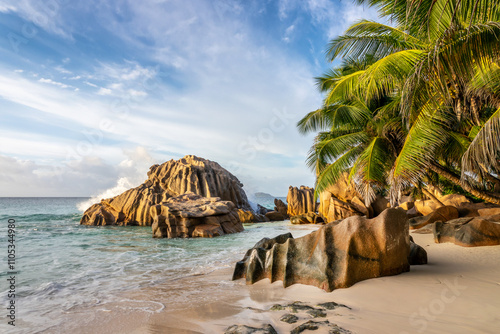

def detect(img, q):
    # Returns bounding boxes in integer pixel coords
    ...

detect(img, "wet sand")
[60,232,500,334]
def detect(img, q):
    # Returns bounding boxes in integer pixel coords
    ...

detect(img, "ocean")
[0,197,314,333]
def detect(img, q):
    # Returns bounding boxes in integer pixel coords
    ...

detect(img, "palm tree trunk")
[421,187,445,207]
[428,163,500,205]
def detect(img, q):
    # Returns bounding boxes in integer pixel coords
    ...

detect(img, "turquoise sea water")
[0,197,311,334]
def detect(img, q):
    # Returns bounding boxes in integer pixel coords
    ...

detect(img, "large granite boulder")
[150,192,243,238]
[317,173,372,222]
[286,186,315,216]
[265,211,286,221]
[320,196,364,222]
[237,209,269,223]
[433,215,500,247]
[233,208,418,292]
[414,194,470,216]
[290,213,324,225]
[80,155,252,226]
[409,206,459,230]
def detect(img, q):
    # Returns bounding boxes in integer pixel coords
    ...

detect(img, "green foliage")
[299,0,500,205]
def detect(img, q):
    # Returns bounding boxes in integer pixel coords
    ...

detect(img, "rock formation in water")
[80,155,252,226]
[274,198,288,218]
[264,211,286,221]
[233,208,424,292]
[286,186,316,217]
[150,192,243,238]
[237,209,269,223]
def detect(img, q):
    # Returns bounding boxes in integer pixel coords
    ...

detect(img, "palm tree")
[298,56,405,205]
[305,0,500,204]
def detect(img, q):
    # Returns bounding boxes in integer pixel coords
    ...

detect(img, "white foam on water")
[76,177,136,212]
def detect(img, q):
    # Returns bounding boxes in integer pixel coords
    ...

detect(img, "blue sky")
[0,0,380,198]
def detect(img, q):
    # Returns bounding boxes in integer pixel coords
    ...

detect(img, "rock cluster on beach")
[233,208,426,292]
[286,186,316,216]
[80,155,253,227]
[150,192,243,238]
[401,190,500,247]
[317,173,391,222]
[225,301,352,334]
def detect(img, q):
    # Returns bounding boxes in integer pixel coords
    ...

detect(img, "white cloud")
[55,65,72,74]
[14,69,23,73]
[84,81,98,87]
[69,75,81,80]
[283,24,296,43]
[127,89,147,97]
[97,87,112,95]
[0,0,330,196]
[0,3,16,12]
[0,0,70,37]
[38,77,69,89]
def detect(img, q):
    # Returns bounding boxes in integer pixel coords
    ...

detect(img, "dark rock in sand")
[307,309,327,318]
[224,324,277,334]
[81,155,253,226]
[280,313,299,324]
[233,208,420,292]
[316,302,350,310]
[409,236,428,265]
[290,320,352,334]
[150,193,243,238]
[433,215,500,247]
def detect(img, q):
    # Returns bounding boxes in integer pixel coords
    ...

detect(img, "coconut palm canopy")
[299,0,500,205]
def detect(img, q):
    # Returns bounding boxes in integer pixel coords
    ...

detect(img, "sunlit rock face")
[233,208,421,292]
[80,155,252,226]
[150,192,244,238]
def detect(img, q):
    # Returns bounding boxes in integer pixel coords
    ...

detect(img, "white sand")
[62,232,500,334]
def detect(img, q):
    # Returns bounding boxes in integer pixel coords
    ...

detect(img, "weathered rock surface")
[265,211,286,221]
[415,194,470,216]
[409,206,459,230]
[316,173,395,222]
[409,236,428,265]
[318,173,368,222]
[224,324,277,334]
[80,155,252,226]
[150,193,243,238]
[478,207,500,217]
[290,213,324,225]
[456,202,499,217]
[237,209,269,223]
[290,320,352,334]
[257,204,271,215]
[274,198,289,218]
[433,215,500,247]
[320,196,364,223]
[371,195,390,216]
[280,313,298,324]
[233,208,420,292]
[287,186,316,216]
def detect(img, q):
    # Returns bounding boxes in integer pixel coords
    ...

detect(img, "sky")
[0,0,381,198]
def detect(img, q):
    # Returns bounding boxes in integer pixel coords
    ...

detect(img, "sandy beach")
[59,232,500,334]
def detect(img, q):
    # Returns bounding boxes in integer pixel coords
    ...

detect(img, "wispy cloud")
[38,77,70,89]
[0,0,384,196]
